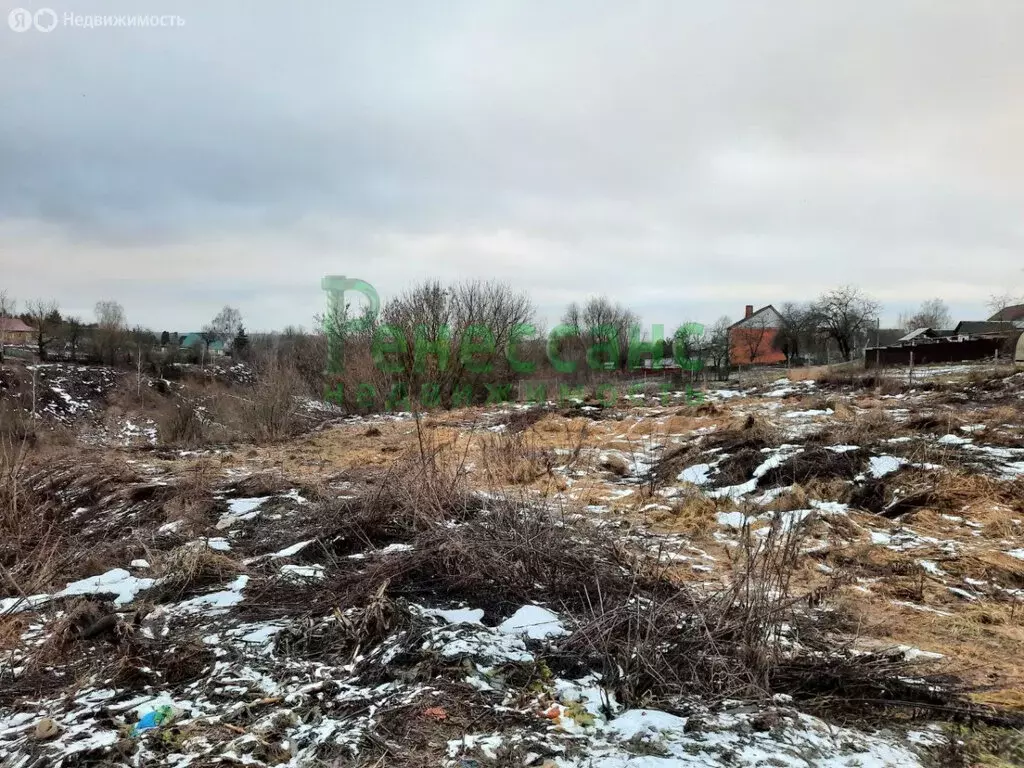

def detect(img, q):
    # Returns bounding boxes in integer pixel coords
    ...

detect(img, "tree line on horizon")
[0,283,1020,410]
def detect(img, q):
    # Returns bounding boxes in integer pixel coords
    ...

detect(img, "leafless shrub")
[478,429,553,485]
[224,471,296,498]
[351,279,537,410]
[298,462,819,710]
[326,503,655,620]
[0,401,34,446]
[317,466,483,560]
[156,396,214,447]
[566,513,812,706]
[0,414,64,599]
[236,359,304,443]
[160,462,222,532]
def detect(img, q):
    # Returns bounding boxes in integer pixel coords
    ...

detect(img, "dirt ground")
[4,362,1024,766]
[131,368,1024,709]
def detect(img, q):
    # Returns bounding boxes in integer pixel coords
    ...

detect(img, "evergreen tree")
[232,325,249,358]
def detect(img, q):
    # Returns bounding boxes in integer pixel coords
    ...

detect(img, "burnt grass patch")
[759,447,868,487]
[849,469,1024,520]
[713,447,769,487]
[492,406,552,434]
[321,504,663,620]
[849,475,936,518]
[655,427,774,485]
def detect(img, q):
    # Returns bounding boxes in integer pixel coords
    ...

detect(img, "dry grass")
[7,357,1024,736]
[156,396,216,447]
[478,429,554,485]
[234,360,305,442]
[152,361,308,447]
[657,490,719,537]
[813,369,910,396]
[788,366,832,382]
[161,462,222,531]
[812,407,900,446]
[0,417,66,597]
[147,544,243,602]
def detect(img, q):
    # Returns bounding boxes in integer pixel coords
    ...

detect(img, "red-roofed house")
[0,317,33,344]
[728,305,786,366]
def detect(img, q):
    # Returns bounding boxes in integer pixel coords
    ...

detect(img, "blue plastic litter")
[132,705,177,736]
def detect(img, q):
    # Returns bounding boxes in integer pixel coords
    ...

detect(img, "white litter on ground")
[869,455,907,478]
[498,605,567,639]
[56,569,155,607]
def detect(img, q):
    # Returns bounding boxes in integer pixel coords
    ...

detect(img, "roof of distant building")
[954,320,1019,336]
[0,317,33,333]
[727,305,782,330]
[898,328,931,342]
[180,333,225,351]
[988,304,1024,322]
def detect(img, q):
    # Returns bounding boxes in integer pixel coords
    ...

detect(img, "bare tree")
[198,306,243,365]
[561,296,640,372]
[670,321,710,379]
[378,279,536,408]
[25,299,60,361]
[706,316,732,378]
[63,316,84,362]
[736,312,773,366]
[810,286,882,362]
[900,298,951,330]
[774,302,817,365]
[95,300,127,365]
[0,290,14,364]
[207,306,243,347]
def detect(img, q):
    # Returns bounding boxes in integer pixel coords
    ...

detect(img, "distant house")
[866,317,1023,369]
[988,304,1024,323]
[728,305,786,366]
[0,317,34,344]
[875,328,912,347]
[896,328,956,344]
[179,333,226,355]
[897,328,932,343]
[955,320,1020,337]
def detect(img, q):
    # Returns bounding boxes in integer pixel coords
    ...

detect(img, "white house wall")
[734,308,783,329]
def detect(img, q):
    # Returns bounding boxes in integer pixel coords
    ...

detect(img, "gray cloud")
[2,0,1022,330]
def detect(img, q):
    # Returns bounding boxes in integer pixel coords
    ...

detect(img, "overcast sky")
[2,0,1023,332]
